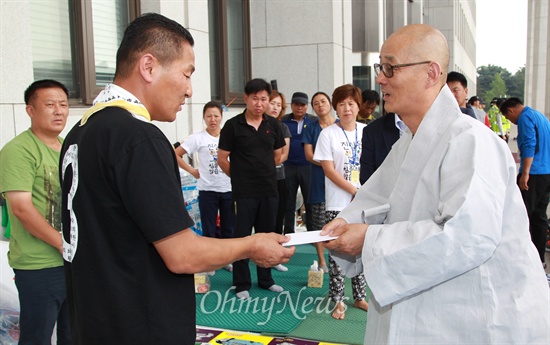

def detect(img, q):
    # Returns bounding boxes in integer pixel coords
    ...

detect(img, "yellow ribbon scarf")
[80,99,151,126]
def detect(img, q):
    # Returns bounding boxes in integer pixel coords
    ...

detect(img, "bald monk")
[321,24,549,344]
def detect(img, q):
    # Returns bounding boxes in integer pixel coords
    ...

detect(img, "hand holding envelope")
[282,230,338,247]
[321,222,369,256]
[320,204,391,256]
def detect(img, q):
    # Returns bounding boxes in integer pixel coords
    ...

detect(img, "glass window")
[30,1,77,98]
[30,0,138,104]
[91,1,130,88]
[226,0,246,94]
[208,2,221,101]
[208,0,251,105]
[353,66,372,92]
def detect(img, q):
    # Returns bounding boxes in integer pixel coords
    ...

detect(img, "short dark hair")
[115,13,195,79]
[468,96,480,106]
[311,91,331,107]
[203,101,223,116]
[244,78,271,95]
[499,97,523,115]
[331,84,362,111]
[361,90,380,105]
[446,71,467,88]
[24,79,69,105]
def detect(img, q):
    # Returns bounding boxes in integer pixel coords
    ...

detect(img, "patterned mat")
[196,245,329,334]
[287,291,368,345]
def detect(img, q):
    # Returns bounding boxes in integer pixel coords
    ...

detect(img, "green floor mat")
[196,245,329,334]
[287,279,369,345]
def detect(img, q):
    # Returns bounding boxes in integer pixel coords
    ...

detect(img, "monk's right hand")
[320,217,348,237]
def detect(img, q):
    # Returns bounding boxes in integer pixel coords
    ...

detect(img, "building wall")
[352,0,420,91]
[0,0,222,152]
[349,1,476,95]
[0,1,34,149]
[525,0,549,116]
[424,0,477,95]
[249,0,354,104]
[1,0,481,148]
[545,1,550,118]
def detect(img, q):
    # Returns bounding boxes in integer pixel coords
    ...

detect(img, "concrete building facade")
[526,0,550,117]
[1,0,477,149]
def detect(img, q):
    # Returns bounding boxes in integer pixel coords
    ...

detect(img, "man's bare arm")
[154,229,295,274]
[274,147,283,166]
[217,148,231,177]
[6,191,63,254]
[304,144,321,166]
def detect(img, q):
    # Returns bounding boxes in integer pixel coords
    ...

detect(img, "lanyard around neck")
[339,123,358,165]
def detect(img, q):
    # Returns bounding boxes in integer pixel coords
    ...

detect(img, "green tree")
[476,65,511,101]
[507,66,525,99]
[484,73,508,103]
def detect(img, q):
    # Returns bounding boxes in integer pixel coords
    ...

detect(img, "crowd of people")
[0,12,548,345]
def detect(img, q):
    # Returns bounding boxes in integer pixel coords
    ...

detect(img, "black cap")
[291,92,308,104]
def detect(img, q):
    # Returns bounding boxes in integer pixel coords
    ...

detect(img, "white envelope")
[283,230,338,247]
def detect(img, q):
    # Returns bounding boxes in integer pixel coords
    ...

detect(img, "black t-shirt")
[60,108,195,345]
[218,112,285,198]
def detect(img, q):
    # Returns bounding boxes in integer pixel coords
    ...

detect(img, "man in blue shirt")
[281,92,318,233]
[501,97,550,267]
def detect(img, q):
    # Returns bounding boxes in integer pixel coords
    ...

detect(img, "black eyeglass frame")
[374,61,431,78]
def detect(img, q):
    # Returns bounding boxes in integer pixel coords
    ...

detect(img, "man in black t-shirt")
[60,14,295,345]
[218,78,286,300]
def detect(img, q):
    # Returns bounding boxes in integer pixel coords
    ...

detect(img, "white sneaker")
[268,284,284,292]
[206,271,216,276]
[224,264,233,272]
[273,264,288,272]
[236,290,250,300]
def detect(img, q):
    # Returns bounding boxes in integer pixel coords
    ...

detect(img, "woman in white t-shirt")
[313,84,368,320]
[175,101,234,273]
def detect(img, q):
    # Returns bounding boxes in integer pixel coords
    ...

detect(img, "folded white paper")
[283,230,338,247]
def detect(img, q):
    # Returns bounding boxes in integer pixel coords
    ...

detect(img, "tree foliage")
[484,73,508,105]
[476,65,525,103]
[507,67,525,99]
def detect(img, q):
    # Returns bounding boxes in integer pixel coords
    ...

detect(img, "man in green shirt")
[0,79,71,344]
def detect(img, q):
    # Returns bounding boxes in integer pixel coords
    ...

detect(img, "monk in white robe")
[322,24,549,344]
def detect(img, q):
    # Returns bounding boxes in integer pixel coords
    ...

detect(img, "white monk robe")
[338,85,549,344]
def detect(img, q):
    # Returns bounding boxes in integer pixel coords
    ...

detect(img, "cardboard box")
[307,270,323,288]
[194,273,210,293]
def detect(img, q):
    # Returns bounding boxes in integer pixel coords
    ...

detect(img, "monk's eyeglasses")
[374,61,431,78]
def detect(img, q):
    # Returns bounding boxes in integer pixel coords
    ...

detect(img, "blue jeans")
[198,190,235,238]
[14,266,71,345]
